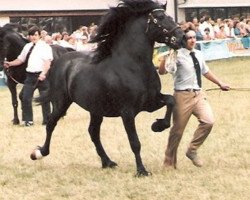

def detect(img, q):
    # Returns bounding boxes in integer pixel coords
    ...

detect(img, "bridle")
[5,68,21,84]
[146,8,181,46]
[0,43,21,84]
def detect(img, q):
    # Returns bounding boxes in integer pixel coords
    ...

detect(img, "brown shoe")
[163,156,177,169]
[186,150,203,167]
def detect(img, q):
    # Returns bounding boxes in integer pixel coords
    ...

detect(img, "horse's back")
[51,45,75,62]
[49,51,92,94]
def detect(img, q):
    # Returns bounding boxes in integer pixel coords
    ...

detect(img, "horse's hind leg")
[88,113,117,168]
[30,99,72,160]
[8,82,20,124]
[151,94,175,132]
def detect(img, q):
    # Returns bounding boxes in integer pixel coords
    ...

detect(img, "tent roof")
[0,0,118,11]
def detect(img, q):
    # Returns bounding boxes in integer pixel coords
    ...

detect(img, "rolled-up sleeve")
[17,44,29,62]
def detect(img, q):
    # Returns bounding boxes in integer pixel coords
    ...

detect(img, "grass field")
[0,57,250,200]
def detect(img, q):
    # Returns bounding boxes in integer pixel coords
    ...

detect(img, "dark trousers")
[19,72,51,123]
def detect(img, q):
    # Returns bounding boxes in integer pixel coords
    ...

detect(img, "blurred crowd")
[19,16,250,51]
[40,24,98,51]
[180,16,250,48]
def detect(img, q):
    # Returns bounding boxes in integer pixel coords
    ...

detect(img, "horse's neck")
[115,18,154,62]
[7,46,22,61]
[7,36,26,61]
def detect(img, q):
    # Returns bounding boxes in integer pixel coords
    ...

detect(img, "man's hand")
[3,61,11,69]
[218,82,230,91]
[38,73,46,81]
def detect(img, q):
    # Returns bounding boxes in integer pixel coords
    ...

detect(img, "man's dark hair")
[204,16,210,21]
[28,26,41,36]
[204,27,210,32]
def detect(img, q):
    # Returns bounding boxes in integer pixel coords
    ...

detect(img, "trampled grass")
[0,57,250,200]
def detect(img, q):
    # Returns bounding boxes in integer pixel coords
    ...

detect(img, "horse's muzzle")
[166,36,182,50]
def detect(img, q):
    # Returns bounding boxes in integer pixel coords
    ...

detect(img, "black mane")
[91,0,163,63]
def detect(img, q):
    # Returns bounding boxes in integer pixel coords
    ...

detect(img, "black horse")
[31,0,184,176]
[0,24,72,124]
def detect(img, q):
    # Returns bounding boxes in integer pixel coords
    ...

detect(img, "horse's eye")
[157,15,165,20]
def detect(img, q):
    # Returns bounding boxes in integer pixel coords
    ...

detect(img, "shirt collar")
[181,48,194,56]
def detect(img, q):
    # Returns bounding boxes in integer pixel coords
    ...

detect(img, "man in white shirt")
[199,16,215,39]
[4,26,53,126]
[158,29,230,168]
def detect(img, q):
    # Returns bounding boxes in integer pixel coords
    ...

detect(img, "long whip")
[205,87,250,92]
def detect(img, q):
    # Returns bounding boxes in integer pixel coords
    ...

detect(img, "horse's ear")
[162,1,167,11]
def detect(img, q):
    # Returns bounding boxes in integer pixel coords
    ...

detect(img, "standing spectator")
[40,30,48,41]
[246,19,250,35]
[234,20,249,48]
[44,35,53,45]
[227,20,236,38]
[192,17,199,26]
[239,22,250,49]
[76,35,95,52]
[61,32,70,42]
[239,22,248,37]
[88,24,98,41]
[223,19,230,37]
[199,16,215,39]
[53,32,62,45]
[213,18,223,35]
[203,28,213,40]
[194,24,203,41]
[82,26,90,40]
[234,21,242,37]
[179,21,189,31]
[73,25,84,40]
[158,29,230,168]
[4,26,53,126]
[215,25,227,39]
[59,32,75,49]
[68,36,77,50]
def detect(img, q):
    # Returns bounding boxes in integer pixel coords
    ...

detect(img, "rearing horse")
[31,0,184,176]
[0,24,73,124]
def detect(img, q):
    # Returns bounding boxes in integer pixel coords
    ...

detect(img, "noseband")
[146,9,181,45]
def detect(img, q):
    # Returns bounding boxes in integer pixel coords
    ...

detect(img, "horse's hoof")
[30,146,44,160]
[151,119,170,132]
[102,160,118,168]
[135,170,152,177]
[12,119,20,125]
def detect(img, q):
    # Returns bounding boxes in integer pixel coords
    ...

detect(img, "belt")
[26,71,41,75]
[175,88,201,92]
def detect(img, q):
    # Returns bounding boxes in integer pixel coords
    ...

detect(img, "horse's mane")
[91,0,163,63]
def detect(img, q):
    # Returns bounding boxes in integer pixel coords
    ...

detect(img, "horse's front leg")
[30,100,72,160]
[8,80,20,124]
[121,111,151,177]
[30,115,56,160]
[151,94,175,132]
[88,113,117,168]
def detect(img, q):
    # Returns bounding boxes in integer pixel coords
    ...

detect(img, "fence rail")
[153,37,250,66]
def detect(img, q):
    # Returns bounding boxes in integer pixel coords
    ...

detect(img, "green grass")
[0,57,250,200]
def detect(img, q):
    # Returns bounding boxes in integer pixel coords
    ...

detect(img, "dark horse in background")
[0,24,72,124]
[31,0,184,176]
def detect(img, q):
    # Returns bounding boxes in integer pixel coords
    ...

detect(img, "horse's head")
[146,8,184,49]
[0,25,28,71]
